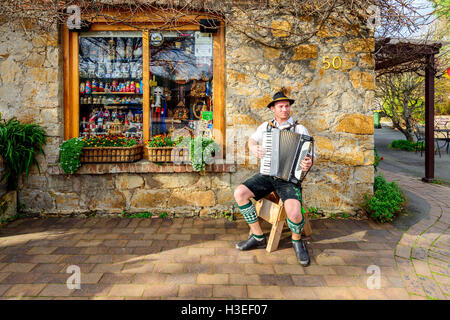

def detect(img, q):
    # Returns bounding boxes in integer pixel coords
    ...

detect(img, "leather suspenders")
[266,119,298,132]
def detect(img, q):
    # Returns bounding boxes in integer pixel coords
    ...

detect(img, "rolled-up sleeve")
[250,122,267,144]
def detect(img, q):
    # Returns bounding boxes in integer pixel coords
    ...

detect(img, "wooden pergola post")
[422,53,436,183]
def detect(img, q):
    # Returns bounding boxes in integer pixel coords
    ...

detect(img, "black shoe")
[293,239,310,266]
[235,235,267,251]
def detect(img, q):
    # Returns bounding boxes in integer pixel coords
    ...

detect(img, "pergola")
[374,38,443,182]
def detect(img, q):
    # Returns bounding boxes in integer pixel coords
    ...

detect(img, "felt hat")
[266,90,295,109]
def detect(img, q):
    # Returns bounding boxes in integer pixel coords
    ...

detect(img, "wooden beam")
[69,31,80,139]
[422,54,436,182]
[63,25,71,140]
[143,30,150,157]
[213,21,226,156]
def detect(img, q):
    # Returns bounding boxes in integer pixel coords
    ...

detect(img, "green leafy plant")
[190,136,219,171]
[330,212,336,220]
[363,173,406,223]
[341,213,350,219]
[83,135,138,147]
[374,146,380,172]
[148,135,183,148]
[126,212,153,219]
[159,212,168,219]
[59,137,85,174]
[388,139,424,152]
[219,210,234,221]
[0,114,47,190]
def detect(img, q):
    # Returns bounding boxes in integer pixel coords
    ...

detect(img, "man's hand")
[250,144,266,159]
[300,156,312,171]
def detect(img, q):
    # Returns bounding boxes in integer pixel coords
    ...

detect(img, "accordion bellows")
[260,129,314,185]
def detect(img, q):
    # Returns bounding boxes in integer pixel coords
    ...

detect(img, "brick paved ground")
[0,170,448,300]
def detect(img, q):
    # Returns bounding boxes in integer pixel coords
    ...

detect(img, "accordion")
[260,129,314,185]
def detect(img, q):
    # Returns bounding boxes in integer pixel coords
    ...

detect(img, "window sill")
[47,160,236,175]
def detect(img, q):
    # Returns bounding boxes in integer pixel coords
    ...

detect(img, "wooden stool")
[253,192,312,253]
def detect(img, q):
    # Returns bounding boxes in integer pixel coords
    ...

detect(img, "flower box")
[146,146,190,163]
[80,144,143,163]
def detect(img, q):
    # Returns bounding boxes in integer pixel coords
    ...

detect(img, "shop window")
[75,30,215,143]
[149,31,213,139]
[79,31,144,141]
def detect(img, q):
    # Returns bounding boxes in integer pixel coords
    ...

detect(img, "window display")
[148,31,213,139]
[79,31,144,142]
[76,29,215,156]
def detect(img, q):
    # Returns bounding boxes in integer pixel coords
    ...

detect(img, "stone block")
[115,174,144,190]
[343,38,375,53]
[0,190,17,221]
[168,190,216,207]
[130,189,168,209]
[292,45,318,60]
[271,20,292,37]
[335,114,374,135]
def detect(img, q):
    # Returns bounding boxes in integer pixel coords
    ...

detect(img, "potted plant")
[59,135,143,173]
[189,136,219,172]
[0,113,47,190]
[147,135,185,162]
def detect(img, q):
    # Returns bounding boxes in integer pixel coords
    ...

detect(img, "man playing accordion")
[233,90,313,266]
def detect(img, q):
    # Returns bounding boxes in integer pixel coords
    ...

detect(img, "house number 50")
[322,56,342,70]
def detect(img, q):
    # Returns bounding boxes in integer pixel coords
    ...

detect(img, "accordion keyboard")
[260,131,273,175]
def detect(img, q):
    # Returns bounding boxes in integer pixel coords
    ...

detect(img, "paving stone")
[108,284,145,297]
[34,273,70,284]
[143,284,178,297]
[99,273,134,284]
[184,264,213,274]
[258,274,294,286]
[213,264,244,274]
[280,286,317,300]
[179,284,213,298]
[303,265,335,275]
[312,287,354,300]
[165,273,196,284]
[429,264,450,277]
[247,285,283,299]
[2,273,39,284]
[432,273,450,286]
[382,288,411,300]
[244,264,275,275]
[213,285,247,298]
[229,274,261,285]
[411,247,427,261]
[5,284,46,297]
[418,276,447,300]
[323,275,360,287]
[1,263,36,273]
[348,287,388,299]
[197,274,229,285]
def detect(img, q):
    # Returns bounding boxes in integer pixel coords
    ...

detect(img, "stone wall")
[225,13,375,214]
[0,12,375,217]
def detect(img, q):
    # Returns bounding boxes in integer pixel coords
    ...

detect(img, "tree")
[376,73,424,142]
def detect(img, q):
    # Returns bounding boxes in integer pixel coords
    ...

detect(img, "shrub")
[374,146,380,172]
[59,138,85,174]
[189,136,219,171]
[388,139,423,151]
[363,173,406,223]
[0,114,47,190]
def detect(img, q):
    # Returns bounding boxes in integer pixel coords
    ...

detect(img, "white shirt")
[250,117,315,158]
[250,117,310,143]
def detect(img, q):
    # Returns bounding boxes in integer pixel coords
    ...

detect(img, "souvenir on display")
[108,39,116,60]
[80,83,85,94]
[85,81,92,94]
[190,80,206,97]
[126,38,133,59]
[116,38,125,59]
[133,43,143,58]
[92,80,98,92]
